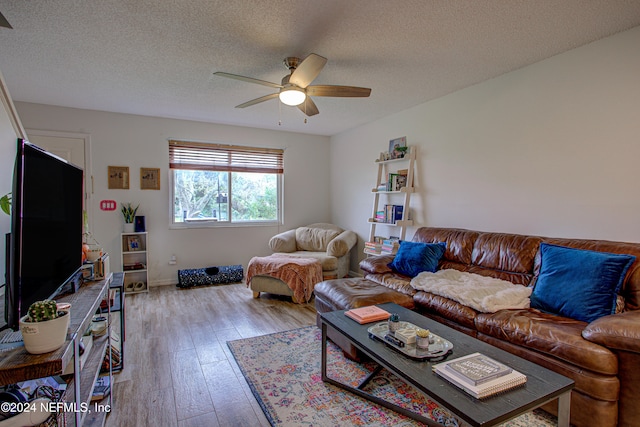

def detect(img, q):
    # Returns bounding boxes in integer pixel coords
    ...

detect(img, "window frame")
[168,140,284,229]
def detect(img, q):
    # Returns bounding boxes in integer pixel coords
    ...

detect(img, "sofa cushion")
[475,309,618,376]
[531,243,635,323]
[413,291,478,330]
[295,227,340,252]
[364,272,417,296]
[360,254,395,275]
[388,241,446,277]
[314,278,415,311]
[412,227,480,265]
[471,233,541,275]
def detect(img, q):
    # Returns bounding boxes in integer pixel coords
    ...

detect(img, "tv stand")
[0,275,114,426]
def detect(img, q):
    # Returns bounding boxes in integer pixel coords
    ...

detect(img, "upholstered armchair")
[269,223,357,279]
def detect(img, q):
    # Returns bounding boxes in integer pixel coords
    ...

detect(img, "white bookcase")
[121,232,149,293]
[366,146,416,253]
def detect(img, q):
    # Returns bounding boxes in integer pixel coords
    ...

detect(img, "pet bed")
[177,265,244,288]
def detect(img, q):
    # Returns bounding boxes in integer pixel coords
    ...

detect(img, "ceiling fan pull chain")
[278,98,282,126]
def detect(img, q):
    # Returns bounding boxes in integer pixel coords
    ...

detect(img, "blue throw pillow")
[388,241,446,277]
[530,243,635,323]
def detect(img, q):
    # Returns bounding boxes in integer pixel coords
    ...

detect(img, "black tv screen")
[5,139,84,330]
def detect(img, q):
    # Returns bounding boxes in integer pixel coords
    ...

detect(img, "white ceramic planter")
[123,223,135,233]
[19,311,70,354]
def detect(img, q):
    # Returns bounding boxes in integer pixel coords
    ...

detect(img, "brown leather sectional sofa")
[314,227,640,427]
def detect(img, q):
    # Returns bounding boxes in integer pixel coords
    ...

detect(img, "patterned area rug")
[227,326,558,426]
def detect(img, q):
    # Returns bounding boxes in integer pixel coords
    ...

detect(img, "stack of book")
[364,241,382,255]
[433,352,527,399]
[102,345,122,371]
[381,238,400,255]
[384,204,403,224]
[91,375,111,401]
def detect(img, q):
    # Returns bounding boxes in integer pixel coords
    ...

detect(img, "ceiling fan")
[214,53,371,117]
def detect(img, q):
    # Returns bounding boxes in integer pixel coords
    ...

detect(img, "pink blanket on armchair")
[247,255,322,303]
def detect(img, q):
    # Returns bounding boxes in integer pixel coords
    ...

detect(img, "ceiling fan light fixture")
[279,87,306,106]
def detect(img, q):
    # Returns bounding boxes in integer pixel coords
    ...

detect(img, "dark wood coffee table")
[320,302,574,427]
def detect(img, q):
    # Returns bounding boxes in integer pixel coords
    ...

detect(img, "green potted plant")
[394,146,408,158]
[0,192,10,216]
[121,202,139,232]
[19,299,71,354]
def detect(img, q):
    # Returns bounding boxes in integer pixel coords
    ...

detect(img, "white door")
[25,130,93,231]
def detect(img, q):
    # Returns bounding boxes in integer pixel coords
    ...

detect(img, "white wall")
[12,104,331,285]
[0,70,25,290]
[331,26,640,271]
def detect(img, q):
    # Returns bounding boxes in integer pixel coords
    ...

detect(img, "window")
[169,140,283,226]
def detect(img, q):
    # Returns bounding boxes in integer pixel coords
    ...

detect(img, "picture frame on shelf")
[108,166,130,189]
[395,174,407,191]
[127,235,141,251]
[389,136,407,159]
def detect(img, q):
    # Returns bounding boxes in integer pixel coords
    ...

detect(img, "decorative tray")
[367,321,453,361]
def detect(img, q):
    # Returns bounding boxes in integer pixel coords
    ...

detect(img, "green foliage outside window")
[173,170,277,223]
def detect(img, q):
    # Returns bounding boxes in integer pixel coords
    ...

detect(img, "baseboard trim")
[149,279,177,287]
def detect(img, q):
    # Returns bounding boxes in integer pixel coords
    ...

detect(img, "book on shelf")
[433,352,527,399]
[91,374,111,401]
[381,238,400,255]
[100,288,117,310]
[345,305,391,324]
[387,173,398,191]
[384,204,403,223]
[364,248,382,255]
[364,241,382,255]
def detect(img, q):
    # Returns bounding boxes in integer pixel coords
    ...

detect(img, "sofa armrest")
[269,229,297,253]
[327,230,357,257]
[360,254,395,274]
[582,310,640,353]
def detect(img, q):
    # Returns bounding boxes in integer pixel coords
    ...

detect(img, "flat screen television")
[4,139,84,330]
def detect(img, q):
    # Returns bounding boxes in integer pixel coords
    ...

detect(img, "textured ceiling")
[1,1,639,136]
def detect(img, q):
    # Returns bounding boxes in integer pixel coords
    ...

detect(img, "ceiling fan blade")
[297,97,319,117]
[236,93,279,108]
[307,85,371,98]
[214,72,282,89]
[289,53,327,88]
[0,11,13,28]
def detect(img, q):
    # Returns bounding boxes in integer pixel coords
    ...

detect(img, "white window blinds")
[169,140,284,174]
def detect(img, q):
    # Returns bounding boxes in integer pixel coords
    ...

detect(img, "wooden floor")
[105,283,317,427]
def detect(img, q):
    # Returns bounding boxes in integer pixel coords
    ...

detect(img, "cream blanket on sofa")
[410,269,531,313]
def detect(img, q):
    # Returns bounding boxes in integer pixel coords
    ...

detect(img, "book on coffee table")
[345,306,391,324]
[433,353,527,399]
[443,352,512,385]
